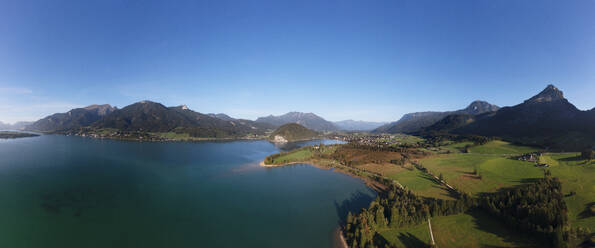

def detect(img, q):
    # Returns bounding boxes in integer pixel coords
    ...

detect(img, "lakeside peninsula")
[0,131,39,139]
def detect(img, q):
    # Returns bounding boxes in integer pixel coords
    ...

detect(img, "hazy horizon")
[1,0,594,123]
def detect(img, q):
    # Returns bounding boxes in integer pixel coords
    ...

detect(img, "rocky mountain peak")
[208,113,234,121]
[286,112,315,118]
[137,100,159,105]
[83,104,117,116]
[525,84,565,103]
[463,100,499,115]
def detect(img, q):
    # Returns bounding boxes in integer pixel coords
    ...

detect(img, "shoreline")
[50,132,271,143]
[76,134,269,142]
[338,228,348,248]
[259,161,308,167]
[260,159,387,192]
[268,136,326,144]
[57,132,338,143]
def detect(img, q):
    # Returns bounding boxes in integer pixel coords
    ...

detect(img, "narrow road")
[428,218,435,246]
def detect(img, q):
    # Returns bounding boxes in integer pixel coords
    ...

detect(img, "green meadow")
[153,132,192,139]
[421,141,595,205]
[266,145,344,165]
[379,211,549,247]
[388,134,425,145]
[376,140,564,247]
[468,140,539,154]
[387,166,455,200]
[441,141,473,153]
[268,149,313,164]
[542,153,594,230]
[388,141,562,203]
[420,153,543,194]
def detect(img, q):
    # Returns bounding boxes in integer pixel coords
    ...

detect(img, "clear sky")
[1,0,594,124]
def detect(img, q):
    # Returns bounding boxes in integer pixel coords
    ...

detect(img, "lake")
[0,135,376,248]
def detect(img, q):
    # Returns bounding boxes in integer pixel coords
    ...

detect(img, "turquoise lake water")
[0,135,375,248]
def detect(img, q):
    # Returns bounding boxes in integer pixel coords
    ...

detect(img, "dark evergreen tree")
[479,177,568,247]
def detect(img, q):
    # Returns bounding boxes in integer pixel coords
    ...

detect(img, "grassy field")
[357,163,405,177]
[387,166,455,200]
[153,132,192,139]
[542,153,595,230]
[265,145,342,165]
[468,140,539,154]
[268,148,314,164]
[420,153,543,194]
[441,141,473,153]
[378,218,431,247]
[421,140,594,231]
[388,134,425,145]
[417,140,546,194]
[379,211,547,247]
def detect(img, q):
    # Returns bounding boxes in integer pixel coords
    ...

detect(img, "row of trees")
[343,142,414,153]
[581,149,594,160]
[344,175,582,248]
[344,185,476,248]
[263,153,282,164]
[421,134,494,147]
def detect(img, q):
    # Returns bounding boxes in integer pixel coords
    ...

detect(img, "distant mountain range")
[333,120,387,131]
[207,113,235,121]
[0,121,33,131]
[92,101,274,138]
[25,105,383,135]
[0,122,9,130]
[255,112,338,131]
[92,102,196,132]
[26,101,275,138]
[424,85,595,150]
[255,113,385,131]
[18,84,594,150]
[374,100,499,134]
[26,104,117,132]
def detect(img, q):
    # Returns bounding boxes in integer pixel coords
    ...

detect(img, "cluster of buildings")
[74,130,169,141]
[516,153,540,162]
[516,152,549,167]
[332,134,421,147]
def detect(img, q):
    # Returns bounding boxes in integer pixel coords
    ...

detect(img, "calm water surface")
[0,135,375,248]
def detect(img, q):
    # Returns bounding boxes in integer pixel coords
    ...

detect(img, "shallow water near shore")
[0,135,375,248]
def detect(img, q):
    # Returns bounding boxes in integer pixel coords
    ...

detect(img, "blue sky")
[1,0,594,123]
